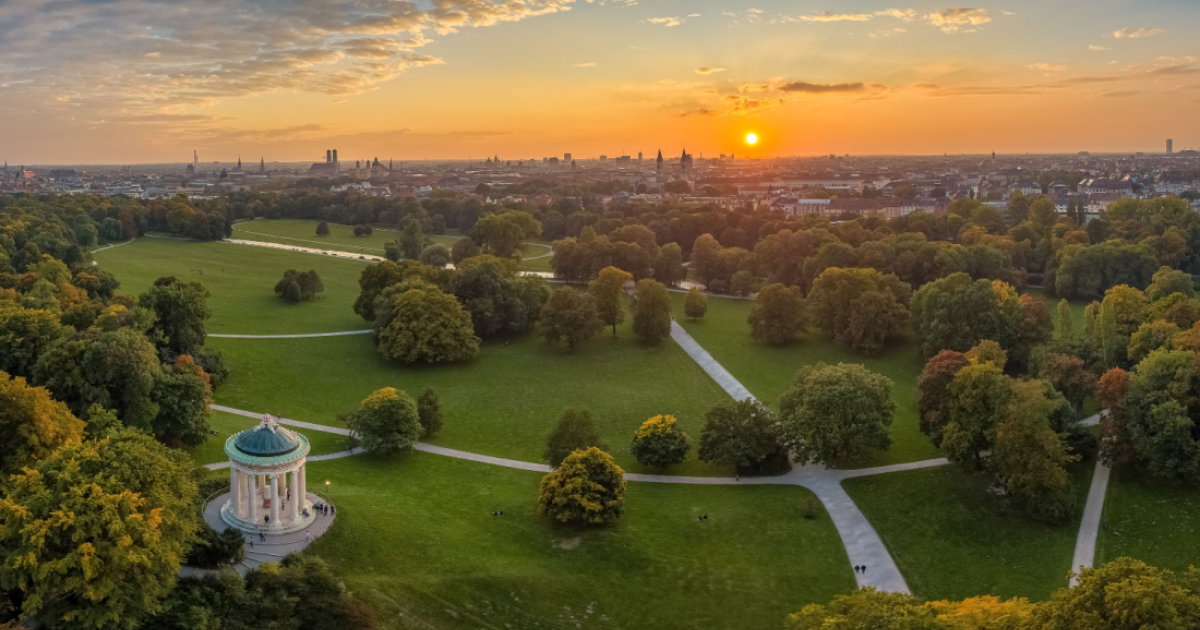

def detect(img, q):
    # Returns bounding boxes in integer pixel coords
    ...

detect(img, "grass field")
[671,292,940,468]
[1025,286,1090,340]
[188,410,354,467]
[1096,467,1200,573]
[309,451,853,630]
[231,219,553,270]
[94,238,370,335]
[842,460,1095,601]
[208,318,733,475]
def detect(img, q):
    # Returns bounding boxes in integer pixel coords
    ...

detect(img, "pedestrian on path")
[854,565,860,574]
[862,564,868,575]
[305,531,311,545]
[259,532,266,542]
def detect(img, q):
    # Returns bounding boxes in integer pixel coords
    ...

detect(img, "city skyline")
[2,0,1199,163]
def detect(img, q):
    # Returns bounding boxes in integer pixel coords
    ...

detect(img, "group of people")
[854,564,869,575]
[695,514,709,521]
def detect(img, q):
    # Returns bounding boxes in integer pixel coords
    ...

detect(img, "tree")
[418,243,450,267]
[1146,266,1195,302]
[965,339,1007,367]
[993,380,1080,522]
[690,234,722,286]
[1038,354,1097,414]
[942,361,1012,469]
[629,415,690,468]
[779,363,895,466]
[538,447,626,526]
[1091,284,1149,369]
[786,588,945,630]
[0,429,197,629]
[654,242,684,286]
[631,278,672,344]
[910,273,1027,359]
[748,283,805,344]
[544,409,606,468]
[316,221,330,236]
[1035,557,1200,629]
[151,355,213,448]
[808,267,911,356]
[918,350,971,447]
[342,387,421,456]
[587,266,632,336]
[539,286,602,350]
[1127,320,1181,363]
[450,236,480,265]
[374,285,480,364]
[0,303,67,378]
[1097,367,1132,466]
[274,269,323,303]
[283,281,302,305]
[684,286,708,320]
[1057,299,1074,341]
[451,255,550,338]
[0,371,85,477]
[698,399,788,475]
[139,276,211,355]
[417,387,443,436]
[35,328,162,431]
[472,211,541,259]
[1122,349,1200,481]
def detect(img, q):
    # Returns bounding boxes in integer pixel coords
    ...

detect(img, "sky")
[1,0,1198,164]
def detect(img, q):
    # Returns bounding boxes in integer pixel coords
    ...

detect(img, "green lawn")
[309,451,853,630]
[671,292,940,468]
[842,460,1095,601]
[1025,286,1090,340]
[208,317,733,475]
[187,410,354,467]
[94,238,369,335]
[1097,467,1200,573]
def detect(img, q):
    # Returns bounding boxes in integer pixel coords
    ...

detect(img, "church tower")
[656,150,663,171]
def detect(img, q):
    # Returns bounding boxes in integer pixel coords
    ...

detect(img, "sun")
[745,133,759,146]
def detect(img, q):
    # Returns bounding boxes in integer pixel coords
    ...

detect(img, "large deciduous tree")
[0,303,67,378]
[471,211,541,259]
[538,447,626,526]
[0,371,85,477]
[1037,353,1097,414]
[779,363,895,466]
[589,266,632,336]
[151,354,213,448]
[631,278,672,344]
[374,285,480,364]
[808,267,911,356]
[690,234,722,287]
[139,276,211,356]
[698,399,788,475]
[684,286,708,320]
[0,429,197,630]
[629,415,690,469]
[917,349,971,447]
[35,328,162,430]
[747,283,805,345]
[942,361,1013,469]
[342,387,422,456]
[1146,266,1195,302]
[450,255,550,338]
[993,380,1080,522]
[539,286,602,350]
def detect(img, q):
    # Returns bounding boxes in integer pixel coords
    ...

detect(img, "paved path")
[1069,459,1112,586]
[209,330,371,339]
[90,239,136,254]
[668,320,757,403]
[225,238,385,262]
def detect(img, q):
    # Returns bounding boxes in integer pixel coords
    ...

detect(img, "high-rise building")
[1167,139,1174,154]
[564,153,572,162]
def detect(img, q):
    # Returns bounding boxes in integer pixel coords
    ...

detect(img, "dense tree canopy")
[138,276,211,356]
[808,267,911,356]
[629,415,690,469]
[779,363,895,466]
[342,387,422,456]
[698,399,788,475]
[747,283,805,345]
[0,371,85,478]
[539,286,602,350]
[373,285,480,364]
[538,447,626,526]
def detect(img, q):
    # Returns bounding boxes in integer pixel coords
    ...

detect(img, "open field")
[232,219,552,269]
[842,460,1095,601]
[1096,467,1200,573]
[94,238,370,335]
[208,318,733,475]
[188,410,354,467]
[309,451,853,630]
[671,292,940,467]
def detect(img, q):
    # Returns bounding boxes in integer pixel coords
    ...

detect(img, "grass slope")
[188,410,353,467]
[209,318,732,475]
[94,238,369,335]
[671,292,940,467]
[309,451,853,630]
[842,460,1095,601]
[1096,467,1200,573]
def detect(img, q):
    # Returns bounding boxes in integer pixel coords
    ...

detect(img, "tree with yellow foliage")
[0,370,85,477]
[629,415,690,468]
[538,447,626,526]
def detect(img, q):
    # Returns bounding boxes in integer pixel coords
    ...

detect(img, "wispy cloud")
[575,62,598,67]
[778,81,866,93]
[1113,27,1165,39]
[647,16,681,27]
[926,8,991,33]
[1027,63,1068,75]
[782,8,915,23]
[1089,45,1111,51]
[695,67,727,74]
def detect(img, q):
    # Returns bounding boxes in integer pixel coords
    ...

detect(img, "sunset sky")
[2,0,1198,164]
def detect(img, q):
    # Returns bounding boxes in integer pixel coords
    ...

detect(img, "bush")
[417,387,443,436]
[802,497,819,520]
[544,409,605,468]
[316,221,330,236]
[341,388,421,456]
[629,415,690,468]
[684,286,708,320]
[538,447,626,526]
[185,526,246,568]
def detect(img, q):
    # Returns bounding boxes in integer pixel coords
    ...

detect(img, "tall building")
[1167,139,1174,154]
[564,153,572,162]
[656,150,663,171]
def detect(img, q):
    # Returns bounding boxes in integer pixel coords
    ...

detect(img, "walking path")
[209,330,371,339]
[1070,459,1111,586]
[668,321,756,402]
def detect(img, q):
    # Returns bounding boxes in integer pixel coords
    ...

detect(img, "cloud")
[574,62,598,67]
[782,8,916,24]
[926,8,991,33]
[1089,45,1111,51]
[1027,63,1068,74]
[777,81,865,93]
[647,16,681,26]
[695,67,727,74]
[0,0,577,131]
[1113,27,1165,39]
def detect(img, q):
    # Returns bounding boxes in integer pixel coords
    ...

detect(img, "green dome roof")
[234,417,302,457]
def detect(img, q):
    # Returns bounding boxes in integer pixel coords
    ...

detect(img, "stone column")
[231,468,242,517]
[269,474,280,526]
[298,463,307,511]
[289,469,300,523]
[248,473,258,525]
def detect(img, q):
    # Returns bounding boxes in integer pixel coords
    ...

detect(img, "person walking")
[854,565,860,574]
[305,531,311,545]
[861,564,868,575]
